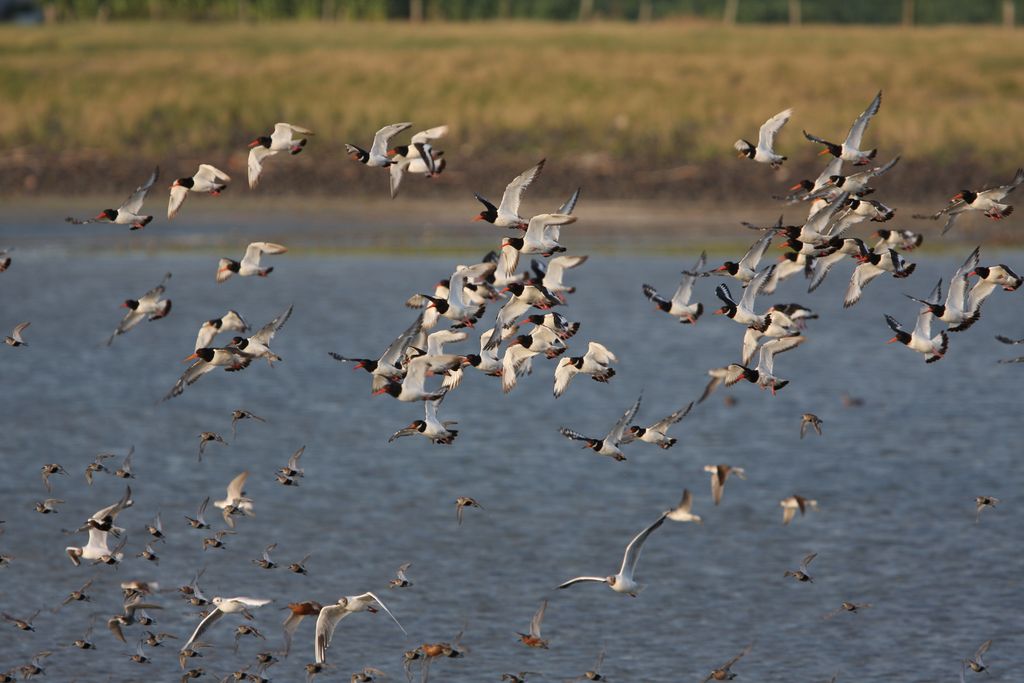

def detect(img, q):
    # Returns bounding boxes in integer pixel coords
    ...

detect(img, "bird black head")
[374,382,402,398]
[628,425,645,437]
[192,348,216,362]
[828,174,846,187]
[504,282,525,297]
[514,334,533,348]
[956,189,978,204]
[875,228,891,239]
[249,136,272,149]
[174,177,195,189]
[971,266,989,279]
[782,251,800,263]
[390,144,409,157]
[207,318,223,329]
[465,354,482,367]
[122,299,140,310]
[423,295,449,314]
[98,209,118,220]
[789,179,814,192]
[230,337,248,349]
[887,329,911,346]
[715,261,739,276]
[524,313,545,325]
[503,237,525,251]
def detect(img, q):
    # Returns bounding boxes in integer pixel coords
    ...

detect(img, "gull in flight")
[180,596,272,654]
[557,513,668,597]
[314,592,406,664]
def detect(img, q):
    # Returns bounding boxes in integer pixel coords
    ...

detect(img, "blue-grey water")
[0,231,1022,682]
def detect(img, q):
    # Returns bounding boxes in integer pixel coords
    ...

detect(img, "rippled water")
[0,241,1021,682]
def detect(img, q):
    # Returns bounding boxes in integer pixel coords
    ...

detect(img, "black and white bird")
[473,159,546,229]
[168,164,230,218]
[248,123,314,188]
[622,402,693,449]
[904,248,981,332]
[559,395,641,462]
[346,122,412,167]
[500,213,577,276]
[710,233,773,284]
[884,309,948,363]
[915,168,1023,234]
[388,125,448,198]
[229,305,293,366]
[803,90,882,165]
[844,248,916,308]
[388,396,458,445]
[713,265,776,331]
[726,335,806,394]
[553,342,617,398]
[217,242,287,282]
[66,167,159,230]
[164,346,253,400]
[642,251,706,324]
[107,273,172,346]
[194,311,248,352]
[734,108,792,168]
[331,313,423,393]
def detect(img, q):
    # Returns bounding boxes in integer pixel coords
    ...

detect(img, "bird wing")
[556,187,582,215]
[168,184,189,219]
[739,233,773,273]
[544,254,587,289]
[585,341,616,367]
[109,309,146,344]
[782,505,796,525]
[552,358,578,398]
[251,304,293,345]
[606,394,642,444]
[912,305,933,340]
[410,125,448,144]
[844,90,882,150]
[807,249,851,293]
[389,160,405,198]
[757,108,792,151]
[359,592,406,634]
[498,159,546,219]
[529,600,547,639]
[844,262,883,308]
[651,402,693,431]
[672,251,706,305]
[314,604,350,664]
[676,488,693,513]
[946,246,980,311]
[866,154,900,179]
[196,164,230,184]
[281,611,308,657]
[370,122,413,159]
[138,273,171,306]
[247,146,276,189]
[619,513,667,577]
[556,576,607,590]
[377,314,423,369]
[181,608,222,652]
[242,242,287,270]
[739,265,776,313]
[120,167,159,214]
[758,336,805,376]
[225,471,249,501]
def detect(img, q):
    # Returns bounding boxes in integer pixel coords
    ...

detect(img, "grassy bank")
[3,21,1023,197]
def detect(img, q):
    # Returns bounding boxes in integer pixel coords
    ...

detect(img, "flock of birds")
[1,92,1021,682]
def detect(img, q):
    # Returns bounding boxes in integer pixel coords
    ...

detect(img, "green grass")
[4,20,1024,166]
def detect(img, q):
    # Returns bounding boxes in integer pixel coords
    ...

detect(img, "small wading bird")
[515,600,549,649]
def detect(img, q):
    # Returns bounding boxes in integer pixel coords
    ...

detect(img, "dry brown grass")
[3,20,1023,165]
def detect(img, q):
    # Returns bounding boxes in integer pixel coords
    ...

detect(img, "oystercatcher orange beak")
[789,182,805,191]
[372,387,388,395]
[247,139,261,148]
[885,337,899,344]
[184,352,199,361]
[473,215,485,222]
[818,148,831,156]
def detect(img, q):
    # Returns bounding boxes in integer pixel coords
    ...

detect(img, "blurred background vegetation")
[2,1,1022,199]
[30,0,1024,24]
